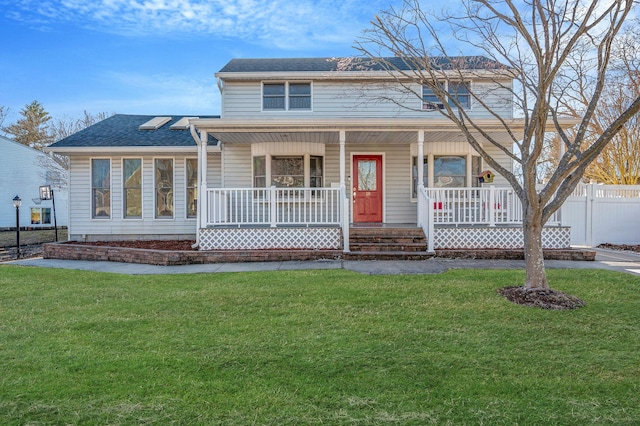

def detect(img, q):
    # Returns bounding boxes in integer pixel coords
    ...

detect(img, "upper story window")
[448,82,471,108]
[422,82,471,110]
[263,82,311,111]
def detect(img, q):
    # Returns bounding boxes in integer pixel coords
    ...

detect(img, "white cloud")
[5,0,392,50]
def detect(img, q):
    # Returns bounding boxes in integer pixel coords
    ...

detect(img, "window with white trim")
[186,158,198,218]
[155,158,174,218]
[412,156,428,198]
[263,82,311,111]
[91,158,111,218]
[412,154,481,196]
[123,158,142,218]
[448,82,471,108]
[31,207,51,224]
[252,155,323,188]
[422,81,471,110]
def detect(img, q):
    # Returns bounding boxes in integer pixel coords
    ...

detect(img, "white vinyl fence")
[562,183,640,246]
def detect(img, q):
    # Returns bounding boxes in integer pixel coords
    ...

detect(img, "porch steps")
[346,227,433,260]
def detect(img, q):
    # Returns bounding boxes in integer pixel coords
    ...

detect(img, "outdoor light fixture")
[12,195,21,259]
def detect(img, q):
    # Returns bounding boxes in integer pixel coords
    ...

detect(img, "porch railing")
[206,187,342,227]
[205,186,562,232]
[426,186,561,226]
[417,185,435,252]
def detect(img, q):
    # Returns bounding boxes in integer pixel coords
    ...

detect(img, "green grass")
[0,228,68,248]
[0,266,639,425]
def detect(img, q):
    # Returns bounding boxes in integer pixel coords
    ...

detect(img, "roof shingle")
[218,56,508,73]
[48,114,219,148]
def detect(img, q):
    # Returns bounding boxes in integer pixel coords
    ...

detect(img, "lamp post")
[12,195,21,259]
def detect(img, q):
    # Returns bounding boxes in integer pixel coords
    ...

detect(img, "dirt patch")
[498,286,585,310]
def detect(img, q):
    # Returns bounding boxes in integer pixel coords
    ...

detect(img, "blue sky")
[0,0,400,124]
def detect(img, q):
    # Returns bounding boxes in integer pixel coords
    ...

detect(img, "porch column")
[417,130,424,190]
[339,130,350,253]
[339,130,346,186]
[199,131,208,229]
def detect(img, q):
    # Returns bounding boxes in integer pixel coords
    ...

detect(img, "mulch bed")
[598,243,640,253]
[498,286,586,310]
[69,240,197,251]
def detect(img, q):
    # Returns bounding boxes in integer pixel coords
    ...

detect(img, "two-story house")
[47,57,576,255]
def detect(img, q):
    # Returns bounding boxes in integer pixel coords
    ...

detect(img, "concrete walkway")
[5,248,640,276]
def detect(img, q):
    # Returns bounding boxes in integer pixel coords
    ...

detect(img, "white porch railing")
[206,187,342,227]
[426,186,561,226]
[417,185,435,252]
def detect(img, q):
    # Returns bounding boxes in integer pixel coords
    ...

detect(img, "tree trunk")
[522,208,550,289]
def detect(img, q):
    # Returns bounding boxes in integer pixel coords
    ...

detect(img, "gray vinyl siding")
[221,79,513,119]
[67,152,221,241]
[482,143,512,187]
[222,144,252,187]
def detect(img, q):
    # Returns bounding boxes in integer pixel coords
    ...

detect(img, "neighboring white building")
[48,57,575,251]
[0,135,68,229]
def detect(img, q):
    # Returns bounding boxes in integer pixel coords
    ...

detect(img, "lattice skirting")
[434,226,570,249]
[199,227,342,250]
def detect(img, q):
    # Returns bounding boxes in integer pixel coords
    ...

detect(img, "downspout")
[190,124,203,249]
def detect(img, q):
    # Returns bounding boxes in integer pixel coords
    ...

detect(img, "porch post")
[339,130,346,186]
[200,131,209,229]
[417,131,424,189]
[339,130,349,252]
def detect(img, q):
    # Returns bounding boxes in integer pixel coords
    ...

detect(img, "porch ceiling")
[192,117,578,146]
[203,128,517,146]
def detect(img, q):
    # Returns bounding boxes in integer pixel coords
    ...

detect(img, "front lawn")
[0,266,638,425]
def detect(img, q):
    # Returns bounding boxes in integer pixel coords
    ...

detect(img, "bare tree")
[556,26,640,184]
[49,110,111,143]
[354,0,640,290]
[0,105,8,133]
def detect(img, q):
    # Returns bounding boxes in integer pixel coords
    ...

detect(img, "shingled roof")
[48,114,219,149]
[218,56,509,73]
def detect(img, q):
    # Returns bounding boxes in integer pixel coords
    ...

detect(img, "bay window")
[272,157,304,187]
[412,154,482,196]
[253,154,323,188]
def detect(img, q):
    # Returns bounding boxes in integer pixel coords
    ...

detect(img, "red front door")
[353,155,383,223]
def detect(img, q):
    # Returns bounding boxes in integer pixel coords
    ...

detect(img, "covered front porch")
[189,117,572,252]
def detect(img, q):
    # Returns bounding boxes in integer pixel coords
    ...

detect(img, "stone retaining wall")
[43,243,595,266]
